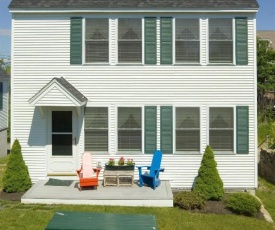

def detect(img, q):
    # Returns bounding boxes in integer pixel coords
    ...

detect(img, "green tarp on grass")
[45,211,157,230]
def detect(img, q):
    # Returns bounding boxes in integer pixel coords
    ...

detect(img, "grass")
[256,177,275,221]
[0,155,8,189]
[0,155,274,229]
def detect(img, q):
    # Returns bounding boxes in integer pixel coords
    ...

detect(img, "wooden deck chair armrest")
[93,168,101,177]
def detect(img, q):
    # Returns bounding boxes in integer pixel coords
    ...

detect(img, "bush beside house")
[2,139,32,192]
[193,145,224,200]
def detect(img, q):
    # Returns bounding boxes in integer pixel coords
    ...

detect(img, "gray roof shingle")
[54,77,87,104]
[9,0,259,10]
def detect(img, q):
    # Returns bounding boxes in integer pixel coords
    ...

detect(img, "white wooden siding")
[11,13,257,189]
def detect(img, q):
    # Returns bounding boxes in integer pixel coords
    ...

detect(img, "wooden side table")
[103,170,134,186]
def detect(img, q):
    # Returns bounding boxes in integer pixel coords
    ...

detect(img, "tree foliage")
[193,145,224,200]
[257,38,275,122]
[3,139,32,193]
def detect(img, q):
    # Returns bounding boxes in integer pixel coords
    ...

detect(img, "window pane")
[85,130,108,151]
[176,130,200,151]
[85,18,109,63]
[176,107,200,151]
[85,107,108,151]
[209,19,233,63]
[52,111,72,132]
[209,107,234,151]
[118,18,142,63]
[118,130,141,151]
[176,19,199,63]
[52,134,72,156]
[118,107,142,151]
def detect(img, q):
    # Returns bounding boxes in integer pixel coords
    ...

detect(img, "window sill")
[213,151,235,155]
[83,63,110,66]
[116,151,143,155]
[207,63,235,66]
[174,151,201,155]
[174,63,201,66]
[116,63,143,66]
[88,151,109,155]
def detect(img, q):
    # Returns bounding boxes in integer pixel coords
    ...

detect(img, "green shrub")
[174,191,206,210]
[193,145,224,200]
[225,193,261,216]
[3,139,32,193]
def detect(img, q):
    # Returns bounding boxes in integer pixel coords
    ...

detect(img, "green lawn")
[0,155,274,230]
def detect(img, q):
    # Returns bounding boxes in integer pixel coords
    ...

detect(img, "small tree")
[193,145,224,200]
[3,139,32,193]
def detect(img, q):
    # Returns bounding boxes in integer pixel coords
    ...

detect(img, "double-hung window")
[209,107,234,151]
[209,19,233,63]
[85,107,108,151]
[118,18,142,63]
[85,18,109,63]
[118,107,142,151]
[175,19,200,63]
[176,107,200,151]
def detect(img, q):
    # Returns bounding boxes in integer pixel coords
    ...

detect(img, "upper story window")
[209,19,233,63]
[176,19,200,63]
[209,107,234,151]
[85,18,109,63]
[118,19,142,63]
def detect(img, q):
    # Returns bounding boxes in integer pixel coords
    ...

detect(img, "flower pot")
[105,164,135,171]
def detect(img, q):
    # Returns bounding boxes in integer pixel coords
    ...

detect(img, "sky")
[0,0,275,58]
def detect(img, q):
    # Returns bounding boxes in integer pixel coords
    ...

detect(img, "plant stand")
[103,170,134,186]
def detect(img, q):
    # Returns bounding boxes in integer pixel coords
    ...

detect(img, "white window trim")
[83,17,110,65]
[84,106,110,155]
[173,17,201,65]
[115,105,144,154]
[207,105,236,154]
[173,106,202,155]
[116,17,143,65]
[207,17,235,65]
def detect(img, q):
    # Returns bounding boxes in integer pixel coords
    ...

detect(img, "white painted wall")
[11,12,257,189]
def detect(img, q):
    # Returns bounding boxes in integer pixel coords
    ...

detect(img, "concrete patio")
[21,180,173,207]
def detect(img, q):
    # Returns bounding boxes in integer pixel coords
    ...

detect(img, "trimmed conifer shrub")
[174,191,206,210]
[193,145,224,200]
[3,139,32,193]
[225,193,261,216]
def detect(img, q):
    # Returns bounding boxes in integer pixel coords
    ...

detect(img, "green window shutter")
[160,106,173,154]
[160,18,173,64]
[144,106,157,154]
[236,106,249,154]
[145,18,157,64]
[0,82,3,110]
[70,17,82,64]
[235,18,248,65]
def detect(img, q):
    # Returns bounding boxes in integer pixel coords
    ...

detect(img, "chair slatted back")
[149,150,162,176]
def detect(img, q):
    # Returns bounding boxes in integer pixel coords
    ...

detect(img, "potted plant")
[105,157,135,171]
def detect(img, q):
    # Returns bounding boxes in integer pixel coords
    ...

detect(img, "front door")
[48,110,77,175]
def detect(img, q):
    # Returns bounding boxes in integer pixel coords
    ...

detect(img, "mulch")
[0,190,25,201]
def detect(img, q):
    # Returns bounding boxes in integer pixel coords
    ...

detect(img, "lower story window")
[118,107,142,151]
[176,107,200,151]
[85,107,108,151]
[209,107,234,151]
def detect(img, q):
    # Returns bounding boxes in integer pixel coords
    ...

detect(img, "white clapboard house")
[9,0,259,190]
[0,69,9,157]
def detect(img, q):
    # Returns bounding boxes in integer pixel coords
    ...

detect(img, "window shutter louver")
[235,18,248,65]
[70,17,82,64]
[145,18,157,64]
[144,106,157,153]
[236,106,249,154]
[160,106,173,153]
[160,18,173,64]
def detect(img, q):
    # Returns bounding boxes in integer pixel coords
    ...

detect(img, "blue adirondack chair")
[137,150,164,190]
